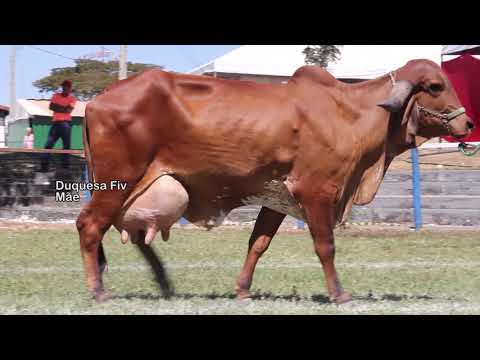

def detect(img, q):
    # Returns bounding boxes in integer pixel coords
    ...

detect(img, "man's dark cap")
[61,80,72,87]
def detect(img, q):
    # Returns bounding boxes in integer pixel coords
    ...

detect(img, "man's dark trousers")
[40,121,71,172]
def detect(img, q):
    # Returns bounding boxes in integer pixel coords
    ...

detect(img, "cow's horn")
[378,80,414,113]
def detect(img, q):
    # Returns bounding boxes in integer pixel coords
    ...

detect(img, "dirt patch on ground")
[1,219,478,235]
[335,223,480,236]
[0,220,76,232]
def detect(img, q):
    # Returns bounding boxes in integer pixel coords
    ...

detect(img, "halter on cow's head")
[377,59,474,145]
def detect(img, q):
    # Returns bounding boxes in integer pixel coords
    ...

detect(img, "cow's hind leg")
[77,190,132,302]
[98,243,108,274]
[235,207,286,299]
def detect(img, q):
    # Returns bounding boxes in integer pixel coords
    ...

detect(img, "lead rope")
[458,142,480,156]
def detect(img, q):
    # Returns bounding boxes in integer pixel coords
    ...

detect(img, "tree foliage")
[33,59,163,101]
[303,45,343,67]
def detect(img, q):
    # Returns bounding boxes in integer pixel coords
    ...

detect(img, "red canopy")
[441,54,480,142]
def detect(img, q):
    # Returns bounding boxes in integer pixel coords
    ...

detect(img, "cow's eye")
[428,83,443,93]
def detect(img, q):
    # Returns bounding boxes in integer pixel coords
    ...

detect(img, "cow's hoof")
[162,289,174,300]
[333,293,353,305]
[93,291,113,303]
[236,289,252,300]
[99,263,108,274]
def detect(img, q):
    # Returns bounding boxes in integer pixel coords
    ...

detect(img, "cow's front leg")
[300,193,352,305]
[235,207,286,299]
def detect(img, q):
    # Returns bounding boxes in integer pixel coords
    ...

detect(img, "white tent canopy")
[327,45,441,79]
[13,99,87,122]
[189,45,306,77]
[189,45,443,80]
[442,45,480,55]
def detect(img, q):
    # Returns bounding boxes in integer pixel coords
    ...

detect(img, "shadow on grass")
[351,293,434,302]
[112,291,434,303]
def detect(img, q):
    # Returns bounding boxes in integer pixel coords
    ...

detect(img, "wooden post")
[4,46,17,147]
[119,45,128,80]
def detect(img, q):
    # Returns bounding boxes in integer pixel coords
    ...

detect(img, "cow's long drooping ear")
[377,80,414,113]
[401,95,419,146]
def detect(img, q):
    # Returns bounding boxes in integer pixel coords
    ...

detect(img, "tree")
[33,59,163,101]
[303,45,343,67]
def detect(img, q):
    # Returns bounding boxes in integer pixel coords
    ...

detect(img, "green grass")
[1,226,479,314]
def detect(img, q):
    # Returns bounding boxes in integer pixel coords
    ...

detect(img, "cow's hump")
[292,65,337,87]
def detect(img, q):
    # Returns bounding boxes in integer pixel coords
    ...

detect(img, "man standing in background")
[40,80,76,172]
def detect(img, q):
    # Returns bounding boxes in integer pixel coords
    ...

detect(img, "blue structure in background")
[297,219,305,230]
[83,165,92,203]
[410,148,423,231]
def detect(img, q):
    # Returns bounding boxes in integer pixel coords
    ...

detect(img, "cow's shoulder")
[86,69,175,129]
[93,69,172,103]
[291,65,338,88]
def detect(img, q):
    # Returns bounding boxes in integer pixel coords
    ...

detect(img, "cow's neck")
[336,74,404,223]
[345,74,398,149]
[348,73,397,169]
[348,74,395,111]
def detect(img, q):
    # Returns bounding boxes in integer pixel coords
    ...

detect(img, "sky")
[0,45,240,106]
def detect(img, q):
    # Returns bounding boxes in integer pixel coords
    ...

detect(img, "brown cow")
[77,59,473,303]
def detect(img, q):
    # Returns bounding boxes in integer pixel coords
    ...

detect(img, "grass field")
[1,223,479,314]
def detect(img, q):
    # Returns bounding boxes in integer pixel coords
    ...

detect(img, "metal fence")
[2,147,479,228]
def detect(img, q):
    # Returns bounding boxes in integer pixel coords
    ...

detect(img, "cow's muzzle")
[417,105,468,137]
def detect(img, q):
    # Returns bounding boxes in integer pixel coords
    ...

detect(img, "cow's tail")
[82,106,108,272]
[83,106,94,184]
